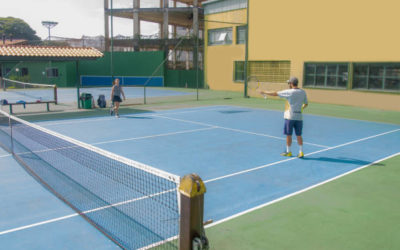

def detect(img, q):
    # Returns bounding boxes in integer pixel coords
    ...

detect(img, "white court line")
[206,152,400,228]
[0,214,79,236]
[38,106,231,127]
[0,154,12,158]
[1,128,398,236]
[92,127,218,145]
[154,115,330,148]
[0,128,219,158]
[230,104,400,126]
[205,128,400,183]
[0,188,176,236]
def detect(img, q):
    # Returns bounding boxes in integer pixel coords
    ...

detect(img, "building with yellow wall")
[203,0,400,111]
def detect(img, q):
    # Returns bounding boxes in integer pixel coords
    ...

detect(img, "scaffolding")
[104,0,205,70]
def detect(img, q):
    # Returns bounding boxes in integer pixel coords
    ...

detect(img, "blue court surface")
[0,87,192,104]
[1,105,399,249]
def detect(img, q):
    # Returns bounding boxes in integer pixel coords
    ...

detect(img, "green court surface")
[206,155,400,250]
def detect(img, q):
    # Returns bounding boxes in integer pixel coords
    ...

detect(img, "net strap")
[0,109,180,184]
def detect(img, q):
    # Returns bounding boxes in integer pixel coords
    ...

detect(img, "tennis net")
[0,109,181,249]
[2,78,57,103]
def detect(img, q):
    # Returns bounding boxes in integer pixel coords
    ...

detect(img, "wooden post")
[179,174,209,250]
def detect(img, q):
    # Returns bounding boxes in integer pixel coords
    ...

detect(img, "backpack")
[97,94,106,108]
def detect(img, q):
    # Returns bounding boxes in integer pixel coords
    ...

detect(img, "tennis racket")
[248,76,267,99]
[110,102,114,116]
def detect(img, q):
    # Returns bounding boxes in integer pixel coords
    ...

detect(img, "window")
[353,63,400,91]
[234,61,291,83]
[46,68,59,78]
[234,61,245,81]
[304,63,348,88]
[236,26,246,44]
[249,61,291,83]
[21,68,28,76]
[208,28,233,46]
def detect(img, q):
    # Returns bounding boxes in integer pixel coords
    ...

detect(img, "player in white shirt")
[258,77,308,158]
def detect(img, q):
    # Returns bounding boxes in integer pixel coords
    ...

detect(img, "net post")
[8,113,14,154]
[179,174,209,250]
[54,86,58,104]
[76,60,81,109]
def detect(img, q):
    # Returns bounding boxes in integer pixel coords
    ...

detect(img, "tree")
[0,17,40,41]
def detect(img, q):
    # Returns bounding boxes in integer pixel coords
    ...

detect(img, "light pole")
[41,21,58,41]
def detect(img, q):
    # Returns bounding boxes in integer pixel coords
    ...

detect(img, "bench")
[5,101,56,114]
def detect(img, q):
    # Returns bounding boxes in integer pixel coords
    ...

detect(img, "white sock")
[286,145,291,153]
[299,145,303,153]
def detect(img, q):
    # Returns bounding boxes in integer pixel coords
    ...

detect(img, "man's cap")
[287,77,299,85]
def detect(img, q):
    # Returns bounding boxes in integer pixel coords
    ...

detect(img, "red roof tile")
[0,45,103,58]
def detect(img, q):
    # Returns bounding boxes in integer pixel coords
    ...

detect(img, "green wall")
[0,61,71,87]
[1,51,205,88]
[78,51,164,77]
[165,69,204,88]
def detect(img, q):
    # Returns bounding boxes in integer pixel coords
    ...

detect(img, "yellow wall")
[204,1,400,110]
[250,0,400,62]
[204,9,247,91]
[249,0,400,110]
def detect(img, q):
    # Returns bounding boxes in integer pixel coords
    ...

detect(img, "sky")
[0,0,159,40]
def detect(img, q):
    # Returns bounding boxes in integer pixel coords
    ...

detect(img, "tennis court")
[1,104,399,249]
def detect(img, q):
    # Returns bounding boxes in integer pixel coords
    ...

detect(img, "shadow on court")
[122,116,153,120]
[218,110,250,114]
[301,157,384,166]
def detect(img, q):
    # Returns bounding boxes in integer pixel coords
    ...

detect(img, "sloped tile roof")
[0,45,103,58]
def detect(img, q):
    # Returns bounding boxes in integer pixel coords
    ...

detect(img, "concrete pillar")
[163,0,169,39]
[159,0,163,39]
[172,0,177,69]
[163,0,169,62]
[133,0,140,51]
[104,0,110,51]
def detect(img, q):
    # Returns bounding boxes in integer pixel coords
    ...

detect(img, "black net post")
[179,174,209,250]
[8,113,14,153]
[54,86,58,104]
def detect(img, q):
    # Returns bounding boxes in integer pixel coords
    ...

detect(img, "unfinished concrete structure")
[104,0,206,70]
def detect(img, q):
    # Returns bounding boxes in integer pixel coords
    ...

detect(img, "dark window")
[304,63,348,88]
[236,26,246,44]
[46,68,59,78]
[234,61,245,81]
[353,63,400,91]
[21,68,28,76]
